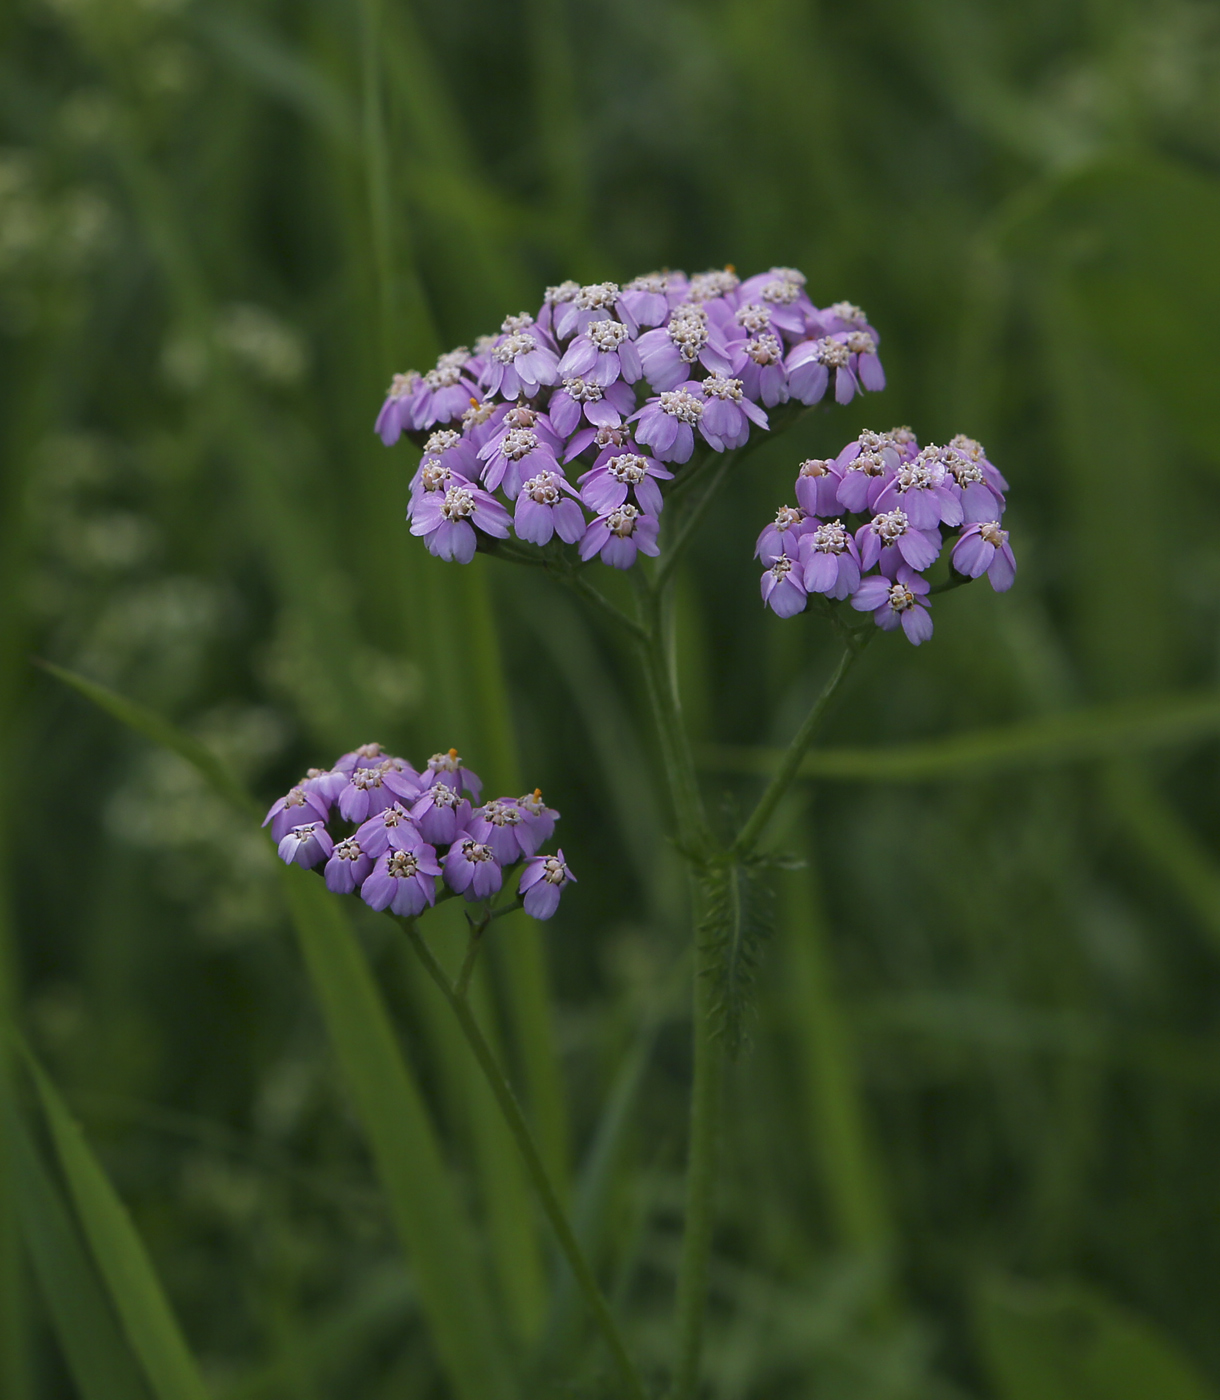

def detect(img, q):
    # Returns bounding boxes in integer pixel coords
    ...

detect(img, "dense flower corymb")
[755,427,1015,642]
[263,745,573,920]
[377,263,889,572]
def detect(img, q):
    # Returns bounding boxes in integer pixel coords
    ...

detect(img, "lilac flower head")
[354,802,422,858]
[816,301,877,336]
[856,507,942,573]
[483,325,560,400]
[786,335,857,406]
[548,376,636,438]
[554,281,621,340]
[263,784,330,841]
[948,433,1009,493]
[630,389,705,464]
[579,503,661,569]
[940,441,1007,520]
[755,504,807,565]
[563,420,634,464]
[617,272,684,333]
[407,456,466,520]
[558,318,642,387]
[851,565,933,645]
[325,837,373,895]
[460,395,509,449]
[362,845,441,917]
[443,835,503,901]
[515,469,586,546]
[636,306,731,392]
[422,748,482,799]
[684,268,741,303]
[337,764,394,823]
[516,788,559,851]
[760,553,807,618]
[952,520,1016,591]
[411,781,472,846]
[872,445,962,530]
[732,331,789,407]
[537,280,580,334]
[410,481,511,563]
[412,349,479,429]
[696,374,768,451]
[519,849,575,920]
[798,518,861,600]
[835,429,914,512]
[375,371,422,446]
[579,451,671,517]
[468,798,530,864]
[277,821,333,869]
[478,426,559,498]
[795,458,842,517]
[419,427,480,479]
[736,267,814,337]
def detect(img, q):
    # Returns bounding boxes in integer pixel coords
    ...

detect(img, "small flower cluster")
[264,743,575,920]
[375,268,885,570]
[755,429,1014,644]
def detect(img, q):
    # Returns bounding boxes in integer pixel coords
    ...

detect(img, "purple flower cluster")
[377,268,887,570]
[755,430,1014,645]
[264,743,574,920]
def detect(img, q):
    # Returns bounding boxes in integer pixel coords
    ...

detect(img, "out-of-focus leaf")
[977,1276,1218,1400]
[17,1040,212,1400]
[1026,158,1220,458]
[11,1112,151,1400]
[702,689,1220,781]
[37,661,259,819]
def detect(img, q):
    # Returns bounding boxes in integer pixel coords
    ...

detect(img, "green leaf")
[17,1039,212,1400]
[281,868,514,1400]
[701,689,1220,783]
[41,662,514,1400]
[11,1111,151,1400]
[977,1275,1219,1400]
[36,660,259,820]
[700,860,773,1058]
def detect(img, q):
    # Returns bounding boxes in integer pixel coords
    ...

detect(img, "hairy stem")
[732,640,865,857]
[399,919,647,1400]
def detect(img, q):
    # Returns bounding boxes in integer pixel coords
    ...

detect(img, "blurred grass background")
[3,0,1220,1396]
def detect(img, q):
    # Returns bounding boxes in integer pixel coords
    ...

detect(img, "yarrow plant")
[365,264,1016,1400]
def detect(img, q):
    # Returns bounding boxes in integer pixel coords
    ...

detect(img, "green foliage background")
[3,0,1220,1395]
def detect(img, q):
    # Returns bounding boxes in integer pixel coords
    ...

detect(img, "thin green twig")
[731,641,866,857]
[398,918,647,1400]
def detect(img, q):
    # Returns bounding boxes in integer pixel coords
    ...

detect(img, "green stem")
[556,568,648,642]
[399,919,647,1400]
[670,925,723,1400]
[732,641,865,857]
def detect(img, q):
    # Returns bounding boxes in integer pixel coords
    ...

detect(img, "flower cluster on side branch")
[375,267,887,570]
[756,430,1015,644]
[264,743,574,920]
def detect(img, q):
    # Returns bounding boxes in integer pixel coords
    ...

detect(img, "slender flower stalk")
[400,917,647,1400]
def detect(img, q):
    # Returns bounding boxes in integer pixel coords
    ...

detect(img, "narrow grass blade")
[279,867,514,1400]
[36,661,259,819]
[1104,764,1220,957]
[11,1112,151,1400]
[17,1039,212,1400]
[780,847,893,1266]
[703,689,1220,783]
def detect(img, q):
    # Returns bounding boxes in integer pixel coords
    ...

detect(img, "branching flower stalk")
[255,264,1016,1397]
